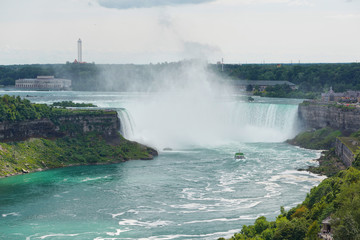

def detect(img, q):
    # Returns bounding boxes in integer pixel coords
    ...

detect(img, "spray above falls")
[117,61,301,149]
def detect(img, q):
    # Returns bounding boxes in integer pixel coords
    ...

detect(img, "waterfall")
[117,99,300,149]
[230,102,300,143]
[117,108,134,139]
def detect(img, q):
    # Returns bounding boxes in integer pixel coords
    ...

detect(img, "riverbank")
[223,166,360,240]
[222,127,360,240]
[0,132,157,178]
[0,95,158,177]
[300,149,346,177]
[286,127,346,177]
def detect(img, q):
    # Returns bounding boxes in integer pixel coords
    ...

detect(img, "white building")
[78,38,82,62]
[15,76,72,90]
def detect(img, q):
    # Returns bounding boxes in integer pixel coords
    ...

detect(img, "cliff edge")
[298,101,360,132]
[0,96,157,177]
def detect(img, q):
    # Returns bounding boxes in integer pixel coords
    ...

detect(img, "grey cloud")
[97,0,216,9]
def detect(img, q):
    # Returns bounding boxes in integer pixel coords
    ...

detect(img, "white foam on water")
[36,233,80,239]
[256,181,281,198]
[183,217,249,224]
[111,212,126,219]
[169,203,208,211]
[126,228,240,240]
[81,176,108,182]
[118,219,173,228]
[2,212,20,217]
[238,201,262,209]
[106,228,131,236]
[269,170,326,184]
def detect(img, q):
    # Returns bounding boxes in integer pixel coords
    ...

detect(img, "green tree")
[254,216,270,234]
[306,221,319,240]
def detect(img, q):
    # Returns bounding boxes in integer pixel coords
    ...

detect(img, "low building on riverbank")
[229,80,296,91]
[321,87,360,103]
[15,76,71,90]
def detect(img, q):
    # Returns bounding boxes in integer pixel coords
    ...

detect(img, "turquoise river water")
[0,91,324,240]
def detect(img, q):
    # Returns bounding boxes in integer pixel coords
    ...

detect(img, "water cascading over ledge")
[231,102,301,142]
[117,101,301,149]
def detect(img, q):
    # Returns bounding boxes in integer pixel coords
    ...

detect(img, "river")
[0,90,324,240]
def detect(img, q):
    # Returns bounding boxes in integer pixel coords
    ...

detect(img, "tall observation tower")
[77,38,82,62]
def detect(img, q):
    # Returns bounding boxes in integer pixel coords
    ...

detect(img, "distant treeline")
[217,63,360,93]
[1,62,360,94]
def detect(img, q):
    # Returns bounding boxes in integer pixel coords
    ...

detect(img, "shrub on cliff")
[51,101,97,108]
[0,95,44,121]
[287,127,342,150]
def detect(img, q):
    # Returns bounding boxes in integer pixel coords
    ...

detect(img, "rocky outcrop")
[0,109,159,178]
[335,138,357,167]
[298,103,360,132]
[0,111,120,142]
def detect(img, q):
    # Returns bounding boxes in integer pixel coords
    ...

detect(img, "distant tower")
[77,38,82,62]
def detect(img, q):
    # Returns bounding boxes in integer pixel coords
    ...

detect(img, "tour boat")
[235,152,245,159]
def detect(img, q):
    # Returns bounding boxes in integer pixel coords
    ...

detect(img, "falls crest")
[118,99,300,149]
[230,102,299,143]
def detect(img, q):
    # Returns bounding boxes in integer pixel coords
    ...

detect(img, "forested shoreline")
[1,62,359,95]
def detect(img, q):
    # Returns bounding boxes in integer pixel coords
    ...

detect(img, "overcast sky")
[0,0,359,64]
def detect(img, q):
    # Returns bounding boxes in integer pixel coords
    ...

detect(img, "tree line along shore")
[0,62,359,97]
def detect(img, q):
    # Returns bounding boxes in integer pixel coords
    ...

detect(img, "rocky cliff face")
[0,112,120,142]
[335,138,356,167]
[298,104,360,132]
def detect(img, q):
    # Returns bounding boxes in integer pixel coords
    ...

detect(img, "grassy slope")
[0,132,157,177]
[305,149,346,177]
[287,127,346,176]
[287,127,342,150]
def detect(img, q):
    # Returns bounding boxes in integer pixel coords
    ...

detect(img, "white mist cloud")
[124,60,235,149]
[97,0,216,9]
[155,9,222,61]
[182,42,222,60]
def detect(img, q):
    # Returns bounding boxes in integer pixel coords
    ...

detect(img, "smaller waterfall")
[117,108,135,139]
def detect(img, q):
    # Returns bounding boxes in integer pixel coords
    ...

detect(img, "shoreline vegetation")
[221,126,360,240]
[51,101,97,108]
[287,127,345,177]
[0,95,157,178]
